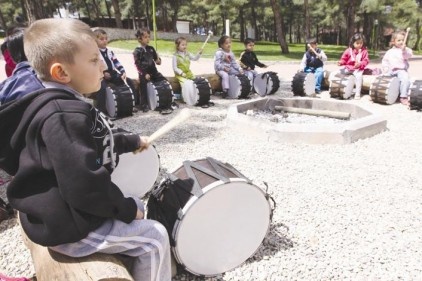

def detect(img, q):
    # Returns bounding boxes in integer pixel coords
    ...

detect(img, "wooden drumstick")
[403,27,411,47]
[201,31,213,50]
[307,43,321,59]
[149,108,190,144]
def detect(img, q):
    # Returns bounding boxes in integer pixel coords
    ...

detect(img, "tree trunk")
[304,0,310,40]
[270,0,288,53]
[239,6,245,42]
[105,0,112,20]
[413,18,420,51]
[346,0,355,43]
[23,0,44,23]
[251,1,258,40]
[111,0,123,28]
[0,7,7,31]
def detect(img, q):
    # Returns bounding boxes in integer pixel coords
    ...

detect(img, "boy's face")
[245,42,255,52]
[138,33,150,46]
[96,34,108,49]
[309,43,317,49]
[61,38,106,94]
[178,40,187,52]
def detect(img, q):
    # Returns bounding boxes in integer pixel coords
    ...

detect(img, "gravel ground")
[1,51,422,280]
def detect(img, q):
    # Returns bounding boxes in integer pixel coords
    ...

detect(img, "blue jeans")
[304,66,324,92]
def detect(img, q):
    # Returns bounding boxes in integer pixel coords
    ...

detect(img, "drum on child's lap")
[328,72,356,99]
[147,157,272,277]
[254,71,280,96]
[291,72,315,96]
[147,80,174,110]
[181,77,212,106]
[369,76,400,105]
[409,80,422,110]
[105,84,134,118]
[228,74,251,99]
[112,146,160,198]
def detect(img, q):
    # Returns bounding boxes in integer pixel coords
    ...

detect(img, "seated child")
[381,30,413,106]
[133,28,169,113]
[0,18,171,281]
[172,36,203,102]
[239,38,267,84]
[299,38,327,94]
[0,27,44,104]
[337,32,369,100]
[92,28,136,116]
[214,35,244,98]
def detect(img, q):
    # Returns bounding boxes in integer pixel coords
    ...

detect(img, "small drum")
[409,80,422,110]
[291,72,316,96]
[147,80,174,110]
[328,72,356,99]
[253,71,280,96]
[369,76,400,105]
[147,157,273,277]
[112,146,160,198]
[228,74,251,99]
[181,77,212,106]
[105,84,134,118]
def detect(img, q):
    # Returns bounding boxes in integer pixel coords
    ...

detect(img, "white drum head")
[147,82,157,110]
[172,179,271,276]
[253,75,268,97]
[181,80,198,106]
[303,73,316,96]
[385,77,400,104]
[105,87,116,117]
[112,146,160,198]
[228,75,240,99]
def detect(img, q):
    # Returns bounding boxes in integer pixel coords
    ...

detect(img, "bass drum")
[291,72,315,96]
[147,80,174,111]
[253,71,280,96]
[228,74,251,99]
[409,80,422,110]
[112,145,160,198]
[104,84,134,119]
[328,72,356,99]
[147,157,273,277]
[181,77,212,107]
[369,76,400,105]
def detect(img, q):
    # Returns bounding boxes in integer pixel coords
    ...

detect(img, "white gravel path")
[1,51,422,280]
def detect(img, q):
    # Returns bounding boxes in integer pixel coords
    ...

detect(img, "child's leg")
[353,70,363,98]
[139,74,148,108]
[396,70,411,97]
[314,67,324,92]
[50,198,171,281]
[217,70,229,92]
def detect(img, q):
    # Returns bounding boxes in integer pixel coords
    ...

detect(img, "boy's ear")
[50,63,71,83]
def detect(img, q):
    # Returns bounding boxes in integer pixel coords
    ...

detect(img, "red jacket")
[338,47,369,71]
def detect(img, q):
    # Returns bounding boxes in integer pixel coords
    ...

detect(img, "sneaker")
[222,91,228,99]
[400,97,409,106]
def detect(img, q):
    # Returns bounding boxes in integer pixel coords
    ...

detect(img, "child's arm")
[337,48,350,66]
[110,50,126,78]
[358,49,369,70]
[214,50,226,72]
[253,52,267,68]
[403,47,413,60]
[172,54,184,76]
[319,49,328,63]
[151,47,161,65]
[299,53,307,71]
[133,47,145,75]
[239,51,249,70]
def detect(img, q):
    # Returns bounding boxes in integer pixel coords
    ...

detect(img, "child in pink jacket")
[337,33,369,99]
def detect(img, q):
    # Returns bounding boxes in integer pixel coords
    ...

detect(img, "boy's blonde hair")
[24,18,96,80]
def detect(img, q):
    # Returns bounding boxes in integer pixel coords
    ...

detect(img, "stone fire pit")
[226,97,387,144]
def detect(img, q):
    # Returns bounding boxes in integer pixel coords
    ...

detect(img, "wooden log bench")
[20,225,134,281]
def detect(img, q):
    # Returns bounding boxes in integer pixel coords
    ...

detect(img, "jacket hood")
[0,88,77,175]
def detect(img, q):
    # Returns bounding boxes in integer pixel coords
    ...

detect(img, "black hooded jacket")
[0,85,140,246]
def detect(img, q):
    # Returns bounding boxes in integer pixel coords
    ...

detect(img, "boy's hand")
[337,61,342,66]
[135,209,144,220]
[145,74,151,80]
[121,73,127,80]
[133,136,149,154]
[104,72,111,79]
[156,57,162,65]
